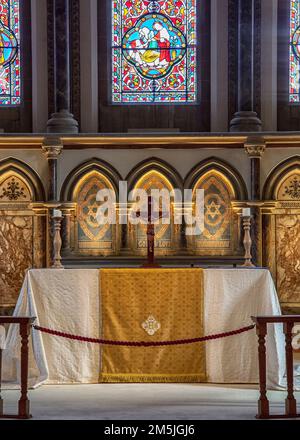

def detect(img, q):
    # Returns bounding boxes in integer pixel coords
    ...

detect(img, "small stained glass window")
[0,0,20,105]
[290,0,300,102]
[112,0,197,104]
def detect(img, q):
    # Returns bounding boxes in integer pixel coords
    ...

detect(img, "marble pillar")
[47,0,79,133]
[61,208,73,253]
[32,205,48,268]
[245,141,265,265]
[230,0,262,132]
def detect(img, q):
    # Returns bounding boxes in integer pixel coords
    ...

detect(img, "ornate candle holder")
[51,211,64,269]
[242,215,255,267]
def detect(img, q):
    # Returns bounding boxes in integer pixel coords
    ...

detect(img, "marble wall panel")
[276,214,300,303]
[0,215,33,306]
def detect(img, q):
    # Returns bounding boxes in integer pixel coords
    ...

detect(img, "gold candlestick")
[242,216,255,267]
[51,216,64,269]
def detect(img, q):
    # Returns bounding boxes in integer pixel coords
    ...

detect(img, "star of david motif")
[206,200,221,220]
[142,315,161,336]
[77,177,111,242]
[86,201,99,221]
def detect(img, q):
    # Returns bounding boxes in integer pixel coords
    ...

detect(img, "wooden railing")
[252,315,300,419]
[0,316,36,419]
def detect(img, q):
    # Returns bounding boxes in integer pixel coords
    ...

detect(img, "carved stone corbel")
[244,142,266,159]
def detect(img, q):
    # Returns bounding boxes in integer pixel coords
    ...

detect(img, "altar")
[3,268,286,389]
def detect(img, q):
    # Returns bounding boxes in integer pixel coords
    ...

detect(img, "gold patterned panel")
[131,171,175,255]
[72,171,116,255]
[276,215,300,303]
[277,172,300,200]
[0,169,35,307]
[0,216,33,306]
[192,171,235,253]
[267,167,300,307]
[0,173,31,202]
[100,269,206,383]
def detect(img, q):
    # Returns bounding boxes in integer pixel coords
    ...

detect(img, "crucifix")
[136,195,166,268]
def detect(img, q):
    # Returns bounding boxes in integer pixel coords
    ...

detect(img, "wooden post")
[256,321,270,418]
[0,317,35,420]
[284,321,297,417]
[18,322,31,419]
[252,315,300,419]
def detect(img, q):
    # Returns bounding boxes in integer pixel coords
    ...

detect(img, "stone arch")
[184,158,247,256]
[126,158,183,257]
[60,158,122,201]
[184,157,248,200]
[126,158,183,193]
[0,158,45,201]
[263,156,300,200]
[60,159,121,256]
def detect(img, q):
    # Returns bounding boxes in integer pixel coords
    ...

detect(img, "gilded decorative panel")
[0,215,33,306]
[0,174,31,202]
[277,173,300,200]
[131,171,176,255]
[193,172,235,252]
[73,172,116,254]
[276,214,300,303]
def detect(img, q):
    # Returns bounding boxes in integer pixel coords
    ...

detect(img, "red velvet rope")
[33,324,255,347]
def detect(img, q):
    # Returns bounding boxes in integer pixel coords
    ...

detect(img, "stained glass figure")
[112,0,197,103]
[0,0,20,105]
[290,0,300,102]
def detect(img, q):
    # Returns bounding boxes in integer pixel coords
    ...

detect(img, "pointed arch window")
[0,0,20,105]
[112,0,197,104]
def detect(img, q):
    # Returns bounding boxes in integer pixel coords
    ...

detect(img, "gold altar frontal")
[99,268,206,383]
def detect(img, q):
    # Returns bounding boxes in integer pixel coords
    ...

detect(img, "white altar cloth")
[3,268,286,389]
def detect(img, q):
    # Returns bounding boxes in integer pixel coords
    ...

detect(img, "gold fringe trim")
[99,373,207,383]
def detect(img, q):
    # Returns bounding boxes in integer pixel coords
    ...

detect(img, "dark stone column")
[42,140,63,267]
[47,0,79,133]
[245,141,265,265]
[42,140,63,201]
[230,0,262,132]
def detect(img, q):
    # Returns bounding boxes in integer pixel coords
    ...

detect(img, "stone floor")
[2,383,300,420]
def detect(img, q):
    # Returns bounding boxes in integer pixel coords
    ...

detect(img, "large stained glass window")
[112,0,197,103]
[290,0,300,102]
[0,0,20,105]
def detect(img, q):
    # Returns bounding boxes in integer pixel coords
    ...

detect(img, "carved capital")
[42,138,63,160]
[244,143,266,158]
